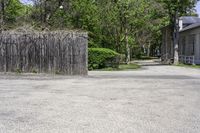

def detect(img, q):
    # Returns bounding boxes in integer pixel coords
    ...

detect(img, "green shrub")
[32,69,38,73]
[88,40,99,48]
[15,68,22,74]
[88,48,120,70]
[119,54,126,63]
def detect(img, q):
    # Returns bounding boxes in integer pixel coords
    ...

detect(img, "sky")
[196,1,200,16]
[20,0,32,4]
[20,0,200,16]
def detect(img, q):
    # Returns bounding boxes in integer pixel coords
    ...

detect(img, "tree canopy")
[0,0,198,63]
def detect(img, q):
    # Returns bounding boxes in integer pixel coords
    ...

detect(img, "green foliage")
[88,48,120,70]
[1,0,198,61]
[119,54,126,63]
[1,0,27,28]
[32,69,38,73]
[55,70,61,75]
[15,68,22,74]
[176,63,200,69]
[118,64,140,70]
[158,0,199,26]
[137,56,159,60]
[88,40,99,48]
[5,0,22,21]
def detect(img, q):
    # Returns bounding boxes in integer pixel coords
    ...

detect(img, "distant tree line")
[0,0,198,63]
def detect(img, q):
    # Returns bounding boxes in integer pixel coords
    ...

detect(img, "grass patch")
[15,68,22,74]
[98,63,140,71]
[176,63,200,69]
[119,64,140,70]
[135,56,158,60]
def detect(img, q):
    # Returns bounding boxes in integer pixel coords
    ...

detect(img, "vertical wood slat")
[0,31,88,75]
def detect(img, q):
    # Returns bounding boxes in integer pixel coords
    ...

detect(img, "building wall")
[162,25,200,64]
[180,27,200,64]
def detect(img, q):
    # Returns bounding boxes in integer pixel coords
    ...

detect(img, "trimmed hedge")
[88,48,120,70]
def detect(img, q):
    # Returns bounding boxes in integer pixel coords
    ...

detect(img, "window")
[189,34,195,55]
[182,37,186,55]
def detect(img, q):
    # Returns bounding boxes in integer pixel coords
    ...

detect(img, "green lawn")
[98,63,140,71]
[176,63,200,69]
[136,56,159,60]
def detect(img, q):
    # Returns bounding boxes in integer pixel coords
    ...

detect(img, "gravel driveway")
[0,64,200,133]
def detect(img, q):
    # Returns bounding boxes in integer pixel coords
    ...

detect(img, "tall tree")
[0,0,7,30]
[0,0,26,30]
[2,0,199,63]
[159,0,199,64]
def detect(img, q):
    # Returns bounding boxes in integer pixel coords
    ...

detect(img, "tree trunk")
[174,41,179,64]
[115,29,120,53]
[173,10,179,65]
[147,42,151,57]
[0,0,5,31]
[125,28,130,64]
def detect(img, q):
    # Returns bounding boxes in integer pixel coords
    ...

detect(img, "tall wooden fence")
[0,30,88,75]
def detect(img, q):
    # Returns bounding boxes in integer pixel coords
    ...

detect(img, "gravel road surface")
[0,64,200,133]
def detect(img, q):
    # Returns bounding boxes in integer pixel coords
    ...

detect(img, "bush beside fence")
[88,48,120,70]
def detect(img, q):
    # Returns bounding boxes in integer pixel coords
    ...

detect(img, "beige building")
[161,16,200,64]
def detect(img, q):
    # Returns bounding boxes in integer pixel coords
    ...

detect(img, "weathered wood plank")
[0,30,88,75]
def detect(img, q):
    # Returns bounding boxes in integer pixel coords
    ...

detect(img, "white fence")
[179,55,195,64]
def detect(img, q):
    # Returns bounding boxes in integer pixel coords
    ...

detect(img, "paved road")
[0,64,200,133]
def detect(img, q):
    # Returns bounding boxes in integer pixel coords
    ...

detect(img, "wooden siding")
[0,31,88,75]
[180,27,200,64]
